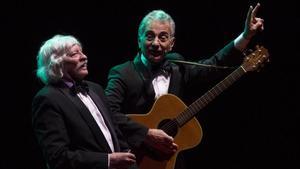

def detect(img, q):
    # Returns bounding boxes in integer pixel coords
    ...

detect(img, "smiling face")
[62,44,88,81]
[138,20,175,65]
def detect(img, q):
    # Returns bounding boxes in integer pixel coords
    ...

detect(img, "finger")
[127,153,136,160]
[164,142,178,153]
[257,18,264,31]
[261,24,264,31]
[172,143,178,150]
[165,135,174,143]
[253,19,264,31]
[122,154,136,165]
[246,5,253,25]
[252,3,261,18]
[127,158,136,164]
[126,159,136,165]
[258,23,264,31]
[159,130,174,142]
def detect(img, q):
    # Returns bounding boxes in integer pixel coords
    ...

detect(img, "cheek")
[64,62,81,74]
[163,42,173,51]
[64,63,76,71]
[140,39,150,48]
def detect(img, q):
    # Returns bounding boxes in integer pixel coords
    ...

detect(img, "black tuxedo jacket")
[32,81,143,169]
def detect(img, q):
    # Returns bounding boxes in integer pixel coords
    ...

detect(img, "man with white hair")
[32,35,177,169]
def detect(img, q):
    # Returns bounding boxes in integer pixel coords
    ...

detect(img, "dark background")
[2,0,299,169]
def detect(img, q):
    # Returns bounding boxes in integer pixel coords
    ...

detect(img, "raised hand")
[243,3,264,40]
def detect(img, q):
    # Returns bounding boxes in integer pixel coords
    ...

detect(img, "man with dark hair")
[105,3,264,169]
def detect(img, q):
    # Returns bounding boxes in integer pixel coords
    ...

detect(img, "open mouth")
[150,51,164,57]
[79,62,88,69]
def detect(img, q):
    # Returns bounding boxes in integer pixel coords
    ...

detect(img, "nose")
[80,52,87,60]
[154,36,162,44]
[151,37,160,48]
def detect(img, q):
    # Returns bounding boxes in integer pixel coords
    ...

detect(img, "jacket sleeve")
[185,41,244,84]
[105,66,149,149]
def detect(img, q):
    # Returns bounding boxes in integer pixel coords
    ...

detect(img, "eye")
[68,52,78,57]
[159,33,170,42]
[69,50,83,58]
[68,48,83,58]
[145,32,155,41]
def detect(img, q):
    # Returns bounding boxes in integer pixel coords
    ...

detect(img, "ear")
[169,37,175,51]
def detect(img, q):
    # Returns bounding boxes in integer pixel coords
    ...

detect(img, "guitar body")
[128,94,203,169]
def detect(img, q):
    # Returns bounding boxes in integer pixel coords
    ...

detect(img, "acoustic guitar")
[128,45,269,169]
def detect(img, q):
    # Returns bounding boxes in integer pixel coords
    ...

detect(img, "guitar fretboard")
[175,66,246,126]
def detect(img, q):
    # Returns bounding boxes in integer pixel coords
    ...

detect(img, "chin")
[149,55,163,62]
[78,72,88,79]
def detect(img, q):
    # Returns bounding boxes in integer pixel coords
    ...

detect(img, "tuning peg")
[243,49,253,57]
[266,56,270,63]
[255,45,261,50]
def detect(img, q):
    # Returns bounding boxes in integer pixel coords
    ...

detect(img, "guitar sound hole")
[158,119,178,137]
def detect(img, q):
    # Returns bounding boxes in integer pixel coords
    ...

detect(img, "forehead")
[68,43,82,51]
[145,20,172,34]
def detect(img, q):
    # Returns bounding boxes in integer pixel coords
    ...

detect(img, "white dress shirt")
[77,92,115,152]
[141,54,171,100]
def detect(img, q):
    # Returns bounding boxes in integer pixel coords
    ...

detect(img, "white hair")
[138,10,175,40]
[36,35,81,84]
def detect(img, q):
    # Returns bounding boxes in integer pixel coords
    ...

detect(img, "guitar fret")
[215,83,223,93]
[223,77,231,87]
[194,100,202,110]
[204,91,213,103]
[229,73,236,81]
[219,79,227,89]
[176,111,186,125]
[236,67,244,76]
[211,88,218,96]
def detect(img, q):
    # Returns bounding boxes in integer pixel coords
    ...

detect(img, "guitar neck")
[175,66,246,126]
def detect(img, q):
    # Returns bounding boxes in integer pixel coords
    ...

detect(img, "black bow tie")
[71,81,89,95]
[151,60,171,78]
[144,60,172,100]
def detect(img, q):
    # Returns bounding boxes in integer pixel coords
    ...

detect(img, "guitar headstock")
[242,45,270,72]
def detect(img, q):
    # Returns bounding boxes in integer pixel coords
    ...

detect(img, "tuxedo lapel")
[88,89,121,152]
[133,54,156,103]
[133,53,152,81]
[59,87,112,152]
[168,63,182,96]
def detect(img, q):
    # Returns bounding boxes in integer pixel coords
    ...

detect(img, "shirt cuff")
[108,154,110,168]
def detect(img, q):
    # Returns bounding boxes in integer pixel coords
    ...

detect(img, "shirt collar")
[62,79,75,88]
